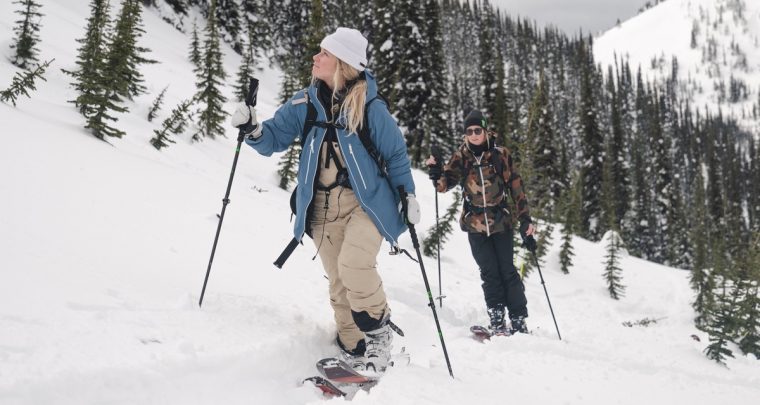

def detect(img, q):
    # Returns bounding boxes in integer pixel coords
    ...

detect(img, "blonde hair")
[324,59,367,134]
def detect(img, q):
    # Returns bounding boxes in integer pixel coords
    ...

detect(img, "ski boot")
[488,304,509,336]
[509,316,529,334]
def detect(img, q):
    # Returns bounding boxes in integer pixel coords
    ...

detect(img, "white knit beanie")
[320,27,368,71]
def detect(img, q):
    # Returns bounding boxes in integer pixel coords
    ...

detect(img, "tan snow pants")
[310,187,388,351]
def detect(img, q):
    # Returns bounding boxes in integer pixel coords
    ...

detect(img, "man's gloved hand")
[519,220,537,252]
[399,194,421,225]
[230,103,261,138]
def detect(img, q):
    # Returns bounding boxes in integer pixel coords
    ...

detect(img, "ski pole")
[430,145,445,308]
[399,186,454,378]
[199,78,259,307]
[527,240,562,340]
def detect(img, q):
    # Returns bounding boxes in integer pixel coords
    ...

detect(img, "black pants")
[468,231,528,319]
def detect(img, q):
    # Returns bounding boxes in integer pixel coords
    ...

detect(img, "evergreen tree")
[606,66,629,229]
[559,172,580,275]
[577,39,604,241]
[394,0,428,166]
[702,250,738,366]
[302,0,325,86]
[525,71,562,220]
[423,190,463,258]
[370,0,400,102]
[63,0,110,115]
[690,168,713,328]
[150,99,193,150]
[147,86,168,122]
[602,130,625,299]
[193,0,228,141]
[216,0,244,54]
[234,24,256,102]
[64,0,128,140]
[104,0,155,101]
[1,59,52,107]
[277,144,301,190]
[189,20,202,69]
[11,0,44,69]
[735,234,760,358]
[602,229,626,300]
[419,0,451,161]
[478,0,499,117]
[649,93,672,264]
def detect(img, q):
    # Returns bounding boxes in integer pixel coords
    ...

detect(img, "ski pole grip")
[245,78,259,107]
[430,145,443,165]
[397,185,408,216]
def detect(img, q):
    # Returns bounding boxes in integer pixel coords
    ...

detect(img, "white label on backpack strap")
[292,94,308,105]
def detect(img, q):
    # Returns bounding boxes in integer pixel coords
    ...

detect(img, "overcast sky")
[489,0,646,36]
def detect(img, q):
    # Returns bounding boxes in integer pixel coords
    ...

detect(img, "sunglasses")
[465,127,484,136]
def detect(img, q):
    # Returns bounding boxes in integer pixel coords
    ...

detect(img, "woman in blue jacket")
[231,27,419,376]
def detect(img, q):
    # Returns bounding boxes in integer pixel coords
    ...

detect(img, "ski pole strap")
[388,320,405,337]
[274,238,300,269]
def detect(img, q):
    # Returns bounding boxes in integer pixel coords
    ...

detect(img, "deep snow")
[1,1,758,404]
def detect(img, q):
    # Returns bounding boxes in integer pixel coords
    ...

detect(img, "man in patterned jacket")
[426,109,536,335]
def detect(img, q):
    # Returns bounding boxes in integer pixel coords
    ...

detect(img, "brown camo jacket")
[435,139,530,235]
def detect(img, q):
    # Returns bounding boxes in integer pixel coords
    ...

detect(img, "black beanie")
[464,109,487,129]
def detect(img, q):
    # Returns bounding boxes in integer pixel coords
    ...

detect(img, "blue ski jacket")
[245,71,415,246]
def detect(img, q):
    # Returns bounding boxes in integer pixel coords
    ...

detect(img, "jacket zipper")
[348,144,368,189]
[475,154,491,236]
[304,136,316,184]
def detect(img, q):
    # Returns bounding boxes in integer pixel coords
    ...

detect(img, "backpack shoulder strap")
[300,92,317,145]
[358,96,388,178]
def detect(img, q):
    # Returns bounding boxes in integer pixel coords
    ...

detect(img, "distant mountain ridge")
[594,0,760,133]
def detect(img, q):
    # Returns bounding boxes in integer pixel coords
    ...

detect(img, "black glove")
[522,235,537,253]
[519,220,537,252]
[428,164,442,181]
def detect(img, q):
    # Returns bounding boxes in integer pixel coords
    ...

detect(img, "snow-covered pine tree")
[606,65,630,230]
[275,0,323,190]
[559,171,580,275]
[394,0,428,166]
[478,0,498,118]
[525,71,561,220]
[216,0,243,54]
[193,0,228,141]
[649,92,672,264]
[602,228,626,300]
[369,0,399,103]
[11,0,43,69]
[702,246,738,366]
[241,0,273,63]
[490,48,509,147]
[189,20,202,70]
[750,138,760,232]
[577,38,604,241]
[735,233,760,358]
[690,168,713,329]
[419,0,451,162]
[147,86,168,122]
[234,20,257,102]
[0,59,52,107]
[602,118,626,299]
[150,99,193,150]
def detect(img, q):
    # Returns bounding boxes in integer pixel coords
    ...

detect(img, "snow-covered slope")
[595,0,760,132]
[1,2,759,404]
